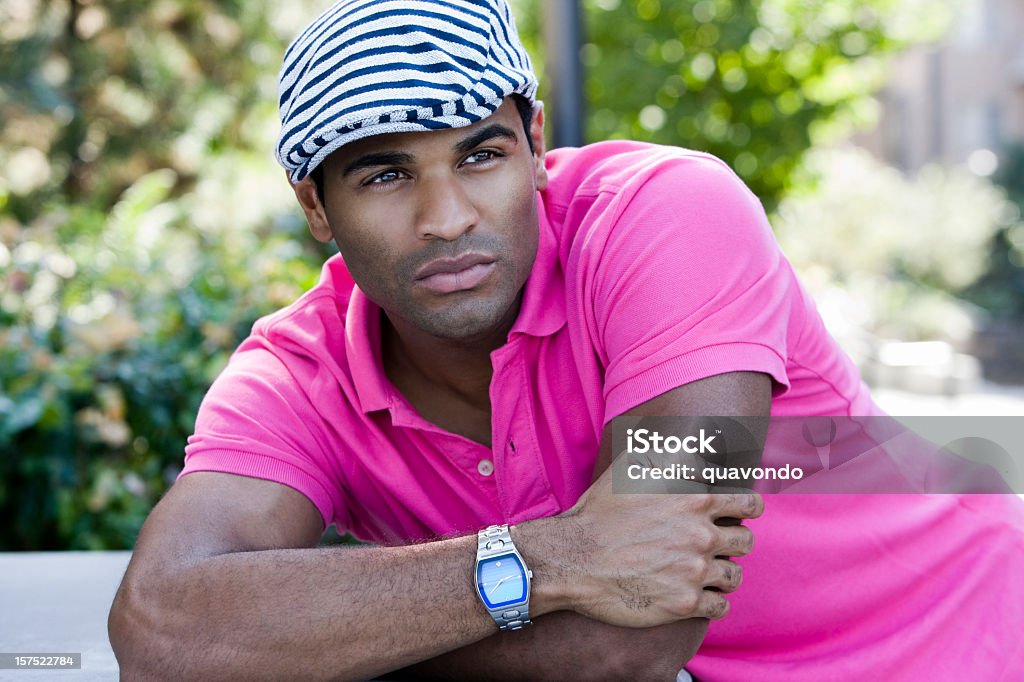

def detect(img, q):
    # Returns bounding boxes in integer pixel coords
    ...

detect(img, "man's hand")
[544,371,768,629]
[550,474,761,628]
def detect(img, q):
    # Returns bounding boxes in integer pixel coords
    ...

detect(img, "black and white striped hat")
[276,0,538,183]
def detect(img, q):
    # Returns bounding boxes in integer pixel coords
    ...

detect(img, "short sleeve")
[180,338,347,531]
[587,153,796,421]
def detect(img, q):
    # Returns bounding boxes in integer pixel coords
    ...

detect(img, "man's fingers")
[705,558,744,593]
[695,590,731,620]
[714,525,755,557]
[714,492,764,520]
[692,560,743,620]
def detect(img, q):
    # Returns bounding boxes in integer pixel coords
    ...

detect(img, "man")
[109,1,1024,680]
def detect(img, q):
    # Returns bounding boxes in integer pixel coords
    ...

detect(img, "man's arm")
[109,372,766,681]
[390,371,772,681]
[108,472,527,681]
[388,612,703,682]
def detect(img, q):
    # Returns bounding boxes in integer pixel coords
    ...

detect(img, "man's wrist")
[507,515,584,615]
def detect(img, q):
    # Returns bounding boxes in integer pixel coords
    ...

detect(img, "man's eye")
[367,170,404,184]
[463,150,501,165]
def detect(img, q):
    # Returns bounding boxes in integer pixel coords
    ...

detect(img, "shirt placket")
[386,398,501,511]
[489,338,561,523]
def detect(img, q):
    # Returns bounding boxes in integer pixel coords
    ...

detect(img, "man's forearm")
[390,612,707,682]
[110,518,570,682]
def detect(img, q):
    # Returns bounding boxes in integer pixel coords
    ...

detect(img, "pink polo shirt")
[182,141,1024,679]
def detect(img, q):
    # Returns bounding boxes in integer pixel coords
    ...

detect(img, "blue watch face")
[477,553,527,609]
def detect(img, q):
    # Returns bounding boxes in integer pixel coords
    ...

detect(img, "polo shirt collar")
[507,191,567,338]
[345,285,393,414]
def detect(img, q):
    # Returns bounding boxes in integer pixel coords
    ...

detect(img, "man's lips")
[414,253,497,294]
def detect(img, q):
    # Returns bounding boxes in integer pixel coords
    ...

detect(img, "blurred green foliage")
[516,0,957,208]
[774,147,1024,345]
[0,0,972,550]
[0,0,328,549]
[964,144,1024,318]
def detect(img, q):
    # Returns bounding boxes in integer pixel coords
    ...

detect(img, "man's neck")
[380,295,522,410]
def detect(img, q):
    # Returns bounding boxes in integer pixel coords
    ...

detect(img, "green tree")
[0,0,327,549]
[516,0,957,208]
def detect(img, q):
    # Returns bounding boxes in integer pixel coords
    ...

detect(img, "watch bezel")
[476,551,529,609]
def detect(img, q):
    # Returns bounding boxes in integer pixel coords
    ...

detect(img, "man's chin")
[411,299,516,342]
[423,316,504,342]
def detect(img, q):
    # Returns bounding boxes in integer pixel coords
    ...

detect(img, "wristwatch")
[475,524,533,630]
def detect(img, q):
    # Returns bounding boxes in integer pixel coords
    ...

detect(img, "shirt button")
[477,459,494,477]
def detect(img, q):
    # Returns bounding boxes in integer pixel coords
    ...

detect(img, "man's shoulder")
[544,140,738,205]
[541,140,759,262]
[245,254,354,366]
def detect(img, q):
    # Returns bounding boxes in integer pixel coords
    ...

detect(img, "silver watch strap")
[477,524,532,630]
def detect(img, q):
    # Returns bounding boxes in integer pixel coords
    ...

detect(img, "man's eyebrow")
[342,151,415,177]
[453,124,518,156]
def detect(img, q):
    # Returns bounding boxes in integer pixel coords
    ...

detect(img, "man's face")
[300,99,547,341]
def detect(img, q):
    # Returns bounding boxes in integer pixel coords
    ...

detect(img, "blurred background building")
[843,0,1024,410]
[857,0,1024,173]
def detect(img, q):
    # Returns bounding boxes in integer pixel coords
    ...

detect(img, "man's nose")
[414,175,479,241]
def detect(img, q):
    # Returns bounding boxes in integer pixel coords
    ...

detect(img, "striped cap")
[276,0,538,183]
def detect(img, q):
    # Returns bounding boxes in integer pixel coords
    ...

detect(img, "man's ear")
[529,101,548,191]
[289,170,333,242]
